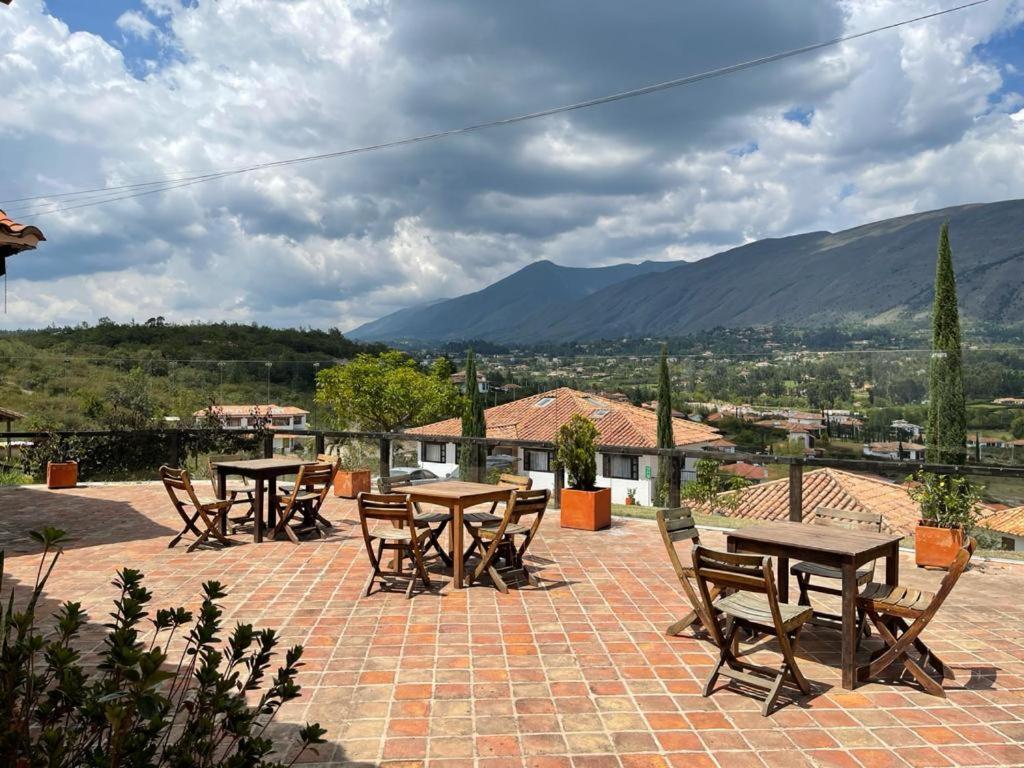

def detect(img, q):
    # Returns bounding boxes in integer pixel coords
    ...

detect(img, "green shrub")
[554,414,598,491]
[0,528,326,767]
[907,471,982,531]
[0,470,32,486]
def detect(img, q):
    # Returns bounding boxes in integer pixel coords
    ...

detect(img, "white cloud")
[0,0,1022,333]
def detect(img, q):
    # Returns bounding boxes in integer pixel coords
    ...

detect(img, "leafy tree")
[430,355,456,382]
[655,345,674,505]
[84,367,159,430]
[1011,413,1024,440]
[926,223,967,463]
[315,351,459,433]
[681,458,749,514]
[459,350,487,481]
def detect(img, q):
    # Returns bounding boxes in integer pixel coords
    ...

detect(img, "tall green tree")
[430,355,455,382]
[315,351,458,433]
[655,345,674,505]
[926,222,967,464]
[459,350,487,481]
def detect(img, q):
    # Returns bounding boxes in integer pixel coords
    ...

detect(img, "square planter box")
[334,469,372,498]
[560,487,611,531]
[915,522,964,570]
[46,461,78,489]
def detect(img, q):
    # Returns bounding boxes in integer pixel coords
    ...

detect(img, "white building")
[404,387,732,506]
[192,404,309,451]
[451,371,488,394]
[863,441,926,461]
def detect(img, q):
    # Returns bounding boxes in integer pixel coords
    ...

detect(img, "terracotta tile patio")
[1,483,1023,767]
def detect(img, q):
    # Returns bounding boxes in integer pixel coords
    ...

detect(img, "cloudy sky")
[2,0,1023,332]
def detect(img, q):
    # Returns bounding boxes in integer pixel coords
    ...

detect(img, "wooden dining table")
[213,457,312,543]
[405,480,515,589]
[726,521,902,690]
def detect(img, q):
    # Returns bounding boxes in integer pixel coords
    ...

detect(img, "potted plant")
[326,441,372,498]
[43,432,79,489]
[555,414,611,531]
[907,471,981,569]
[625,487,638,506]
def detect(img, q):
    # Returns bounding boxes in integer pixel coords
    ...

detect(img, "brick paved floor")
[1,483,1023,767]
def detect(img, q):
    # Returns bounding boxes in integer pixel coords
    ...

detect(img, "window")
[421,442,447,463]
[533,397,555,408]
[591,409,610,419]
[602,453,639,480]
[523,449,553,472]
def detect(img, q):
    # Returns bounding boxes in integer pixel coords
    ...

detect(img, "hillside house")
[451,371,488,394]
[978,507,1024,552]
[405,387,730,505]
[863,441,926,461]
[193,404,309,451]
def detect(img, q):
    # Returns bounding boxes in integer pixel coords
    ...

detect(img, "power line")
[0,0,990,220]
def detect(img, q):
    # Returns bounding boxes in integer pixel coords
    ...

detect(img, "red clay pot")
[46,461,78,489]
[915,522,964,569]
[560,487,611,531]
[334,469,371,498]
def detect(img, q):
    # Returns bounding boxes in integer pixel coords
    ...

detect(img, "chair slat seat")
[369,526,430,543]
[715,592,812,631]
[191,496,235,509]
[479,521,530,536]
[791,561,873,581]
[858,583,931,617]
[414,510,452,524]
[464,511,502,524]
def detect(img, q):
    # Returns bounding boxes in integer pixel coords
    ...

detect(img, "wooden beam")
[788,463,804,522]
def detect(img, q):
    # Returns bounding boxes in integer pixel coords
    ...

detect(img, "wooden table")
[726,521,902,690]
[405,481,514,589]
[213,458,311,543]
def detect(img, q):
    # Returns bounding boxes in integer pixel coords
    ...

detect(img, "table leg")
[268,477,278,532]
[216,469,227,500]
[885,542,900,586]
[777,557,789,603]
[253,478,265,544]
[453,502,464,589]
[726,537,736,554]
[841,560,857,689]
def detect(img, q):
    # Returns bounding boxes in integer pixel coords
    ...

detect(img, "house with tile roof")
[863,441,926,461]
[692,467,929,535]
[978,507,1024,552]
[404,387,730,505]
[193,404,310,451]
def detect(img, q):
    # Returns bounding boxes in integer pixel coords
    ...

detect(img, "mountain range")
[349,199,1024,343]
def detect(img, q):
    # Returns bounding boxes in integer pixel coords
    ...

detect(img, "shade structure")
[0,209,46,277]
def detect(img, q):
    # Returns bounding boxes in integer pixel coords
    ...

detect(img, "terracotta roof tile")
[192,404,309,417]
[406,387,721,448]
[694,467,927,535]
[980,506,1024,537]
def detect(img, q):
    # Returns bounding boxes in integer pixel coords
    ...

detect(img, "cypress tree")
[925,222,966,464]
[655,344,675,505]
[459,350,487,481]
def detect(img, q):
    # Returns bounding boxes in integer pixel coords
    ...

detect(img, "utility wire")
[0,0,990,220]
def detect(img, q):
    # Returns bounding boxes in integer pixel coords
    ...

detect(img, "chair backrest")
[280,461,337,512]
[693,545,785,640]
[160,465,204,510]
[357,492,416,529]
[498,473,532,490]
[207,453,248,494]
[490,488,549,541]
[379,476,412,493]
[813,506,882,532]
[927,536,976,614]
[657,507,700,580]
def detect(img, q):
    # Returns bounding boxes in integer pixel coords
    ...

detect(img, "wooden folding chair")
[380,476,452,565]
[357,492,433,599]
[656,507,720,637]
[160,465,238,553]
[693,545,814,716]
[791,506,882,633]
[461,473,533,562]
[464,488,549,593]
[856,537,975,697]
[208,454,256,529]
[270,462,337,542]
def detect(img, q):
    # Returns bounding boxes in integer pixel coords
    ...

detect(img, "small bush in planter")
[907,472,981,568]
[0,527,326,767]
[554,414,610,530]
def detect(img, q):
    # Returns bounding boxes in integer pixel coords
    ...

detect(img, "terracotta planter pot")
[560,487,611,531]
[334,469,371,498]
[46,461,78,489]
[915,522,964,569]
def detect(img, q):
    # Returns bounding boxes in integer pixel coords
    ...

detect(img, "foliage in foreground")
[0,528,326,767]
[459,350,486,482]
[681,458,750,514]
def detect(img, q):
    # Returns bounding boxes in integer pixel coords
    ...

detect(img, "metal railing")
[6,427,1024,520]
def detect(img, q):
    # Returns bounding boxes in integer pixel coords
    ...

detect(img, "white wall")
[418,440,459,478]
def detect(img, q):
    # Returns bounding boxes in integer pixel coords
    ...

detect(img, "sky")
[1,0,1023,333]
